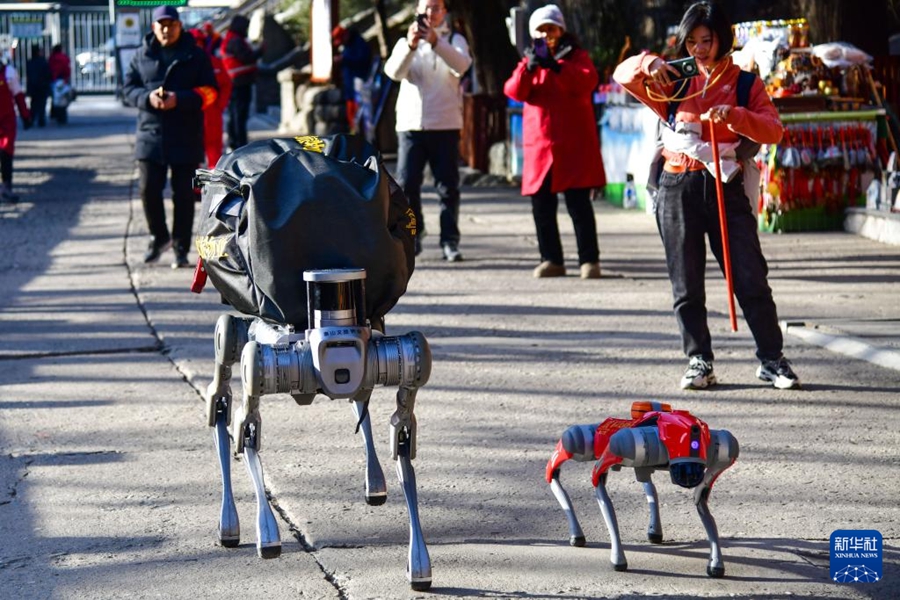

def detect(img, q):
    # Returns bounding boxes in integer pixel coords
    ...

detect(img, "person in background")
[122,5,217,269]
[201,21,222,57]
[220,14,262,151]
[332,25,372,132]
[190,28,232,167]
[384,0,472,262]
[503,4,605,279]
[0,51,33,204]
[48,44,71,125]
[613,1,799,390]
[26,45,52,128]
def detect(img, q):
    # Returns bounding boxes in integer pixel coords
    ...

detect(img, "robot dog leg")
[546,423,598,547]
[206,314,252,548]
[352,392,387,505]
[694,429,740,577]
[391,384,431,591]
[234,339,282,558]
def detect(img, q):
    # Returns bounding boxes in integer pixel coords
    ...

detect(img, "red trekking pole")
[707,117,738,332]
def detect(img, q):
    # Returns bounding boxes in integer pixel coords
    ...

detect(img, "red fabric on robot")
[545,402,715,487]
[0,64,32,155]
[189,28,232,167]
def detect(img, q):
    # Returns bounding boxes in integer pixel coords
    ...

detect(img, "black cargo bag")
[194,134,416,328]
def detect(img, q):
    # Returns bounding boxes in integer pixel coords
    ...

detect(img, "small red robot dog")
[546,402,739,577]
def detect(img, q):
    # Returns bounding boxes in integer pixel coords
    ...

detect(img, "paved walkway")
[0,96,897,599]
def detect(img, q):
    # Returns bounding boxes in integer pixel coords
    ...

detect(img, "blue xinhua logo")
[830,529,882,583]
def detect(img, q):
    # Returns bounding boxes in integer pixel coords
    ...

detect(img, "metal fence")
[1,6,154,95]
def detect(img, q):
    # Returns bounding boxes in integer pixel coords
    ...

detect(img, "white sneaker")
[680,356,716,390]
[757,356,801,389]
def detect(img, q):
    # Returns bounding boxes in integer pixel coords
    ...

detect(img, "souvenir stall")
[734,19,889,232]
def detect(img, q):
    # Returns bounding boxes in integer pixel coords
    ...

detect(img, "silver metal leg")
[396,435,431,591]
[550,474,586,546]
[643,480,663,544]
[352,397,387,505]
[696,486,724,577]
[595,473,627,571]
[214,406,240,547]
[241,416,281,559]
[391,387,431,591]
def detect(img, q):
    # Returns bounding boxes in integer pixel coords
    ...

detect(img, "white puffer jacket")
[384,23,472,132]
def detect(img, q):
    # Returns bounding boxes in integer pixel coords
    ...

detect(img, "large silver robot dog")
[205,268,433,590]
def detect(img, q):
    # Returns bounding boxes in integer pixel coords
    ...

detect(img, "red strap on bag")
[190,258,208,293]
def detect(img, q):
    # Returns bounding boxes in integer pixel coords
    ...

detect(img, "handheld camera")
[667,56,699,80]
[533,37,549,59]
[416,13,428,29]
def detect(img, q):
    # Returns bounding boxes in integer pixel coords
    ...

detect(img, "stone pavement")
[0,96,898,599]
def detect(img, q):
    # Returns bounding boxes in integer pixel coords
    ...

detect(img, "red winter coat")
[48,51,71,83]
[204,53,232,167]
[504,44,606,196]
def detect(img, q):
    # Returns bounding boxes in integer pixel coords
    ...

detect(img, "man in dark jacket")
[220,14,262,151]
[26,45,52,127]
[122,5,217,268]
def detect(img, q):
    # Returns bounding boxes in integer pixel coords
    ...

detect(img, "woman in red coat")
[503,4,606,279]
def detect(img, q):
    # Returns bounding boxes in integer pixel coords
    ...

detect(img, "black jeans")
[227,84,252,151]
[396,130,461,246]
[0,151,11,187]
[655,169,782,361]
[531,173,599,265]
[138,160,197,248]
[29,94,48,126]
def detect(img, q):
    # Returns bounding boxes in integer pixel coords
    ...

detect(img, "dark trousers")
[227,84,252,151]
[29,94,48,126]
[0,151,11,187]
[655,169,783,362]
[531,173,599,265]
[396,130,461,246]
[138,160,197,248]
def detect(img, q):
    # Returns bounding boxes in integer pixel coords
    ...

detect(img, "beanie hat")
[529,4,566,37]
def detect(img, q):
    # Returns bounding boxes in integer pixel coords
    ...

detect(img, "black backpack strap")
[735,69,756,108]
[734,70,762,160]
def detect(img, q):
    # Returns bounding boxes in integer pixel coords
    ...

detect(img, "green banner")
[116,1,189,6]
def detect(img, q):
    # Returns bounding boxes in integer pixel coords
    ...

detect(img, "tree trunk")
[451,0,519,96]
[372,0,391,59]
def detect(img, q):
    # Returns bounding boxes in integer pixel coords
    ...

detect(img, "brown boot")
[533,261,566,278]
[580,262,601,279]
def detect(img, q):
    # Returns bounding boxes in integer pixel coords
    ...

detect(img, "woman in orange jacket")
[613,1,800,391]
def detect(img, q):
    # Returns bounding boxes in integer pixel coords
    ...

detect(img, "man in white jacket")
[384,0,472,262]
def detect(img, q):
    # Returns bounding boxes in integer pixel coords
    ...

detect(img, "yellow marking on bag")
[294,135,325,153]
[195,236,229,260]
[404,207,417,235]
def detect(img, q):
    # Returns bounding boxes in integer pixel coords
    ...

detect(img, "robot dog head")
[304,269,369,398]
[606,408,712,488]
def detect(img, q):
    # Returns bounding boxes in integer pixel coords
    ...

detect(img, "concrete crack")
[1,456,31,506]
[267,492,351,600]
